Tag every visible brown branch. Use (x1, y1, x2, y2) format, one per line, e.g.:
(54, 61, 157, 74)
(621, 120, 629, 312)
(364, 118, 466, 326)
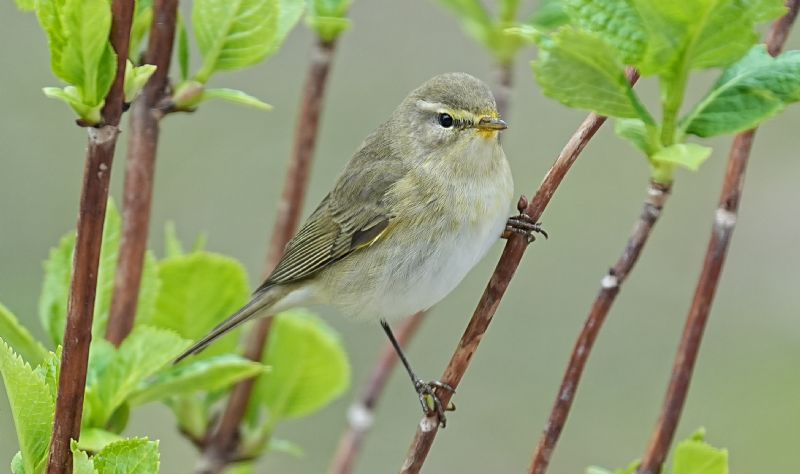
(325, 62, 515, 474)
(400, 69, 640, 474)
(195, 38, 338, 474)
(106, 0, 179, 346)
(327, 312, 426, 474)
(46, 1, 134, 472)
(637, 4, 798, 472)
(529, 180, 670, 474)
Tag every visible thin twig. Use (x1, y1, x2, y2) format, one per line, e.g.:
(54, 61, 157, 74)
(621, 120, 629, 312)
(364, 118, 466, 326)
(327, 312, 426, 474)
(46, 1, 135, 472)
(637, 4, 798, 472)
(195, 38, 338, 474)
(106, 0, 179, 346)
(529, 180, 670, 474)
(400, 69, 640, 474)
(326, 63, 515, 474)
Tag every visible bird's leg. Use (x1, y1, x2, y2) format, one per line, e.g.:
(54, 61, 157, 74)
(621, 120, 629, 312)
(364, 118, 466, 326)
(380, 319, 455, 427)
(503, 194, 548, 244)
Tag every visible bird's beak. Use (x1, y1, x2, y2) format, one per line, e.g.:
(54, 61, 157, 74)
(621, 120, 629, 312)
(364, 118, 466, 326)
(477, 116, 508, 131)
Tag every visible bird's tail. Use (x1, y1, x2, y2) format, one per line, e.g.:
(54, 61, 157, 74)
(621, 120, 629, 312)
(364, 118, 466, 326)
(174, 286, 287, 363)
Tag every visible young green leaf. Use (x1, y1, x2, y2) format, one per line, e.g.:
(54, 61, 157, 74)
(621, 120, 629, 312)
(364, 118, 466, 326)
(0, 339, 55, 474)
(71, 443, 99, 474)
(43, 86, 104, 124)
(177, 14, 191, 82)
(528, 0, 570, 32)
(200, 88, 273, 110)
(60, 0, 117, 109)
(150, 252, 249, 356)
(563, 0, 646, 65)
(272, 0, 305, 53)
(83, 326, 190, 427)
(92, 438, 160, 474)
(307, 0, 352, 42)
(38, 201, 160, 347)
(129, 0, 154, 59)
(192, 0, 280, 83)
(615, 118, 660, 157)
(671, 429, 728, 474)
(247, 310, 350, 424)
(76, 428, 124, 453)
(651, 143, 712, 171)
(533, 27, 650, 121)
(163, 222, 185, 258)
(128, 354, 266, 405)
(11, 451, 25, 474)
(0, 302, 48, 366)
(682, 46, 800, 138)
(123, 62, 157, 103)
(14, 0, 35, 11)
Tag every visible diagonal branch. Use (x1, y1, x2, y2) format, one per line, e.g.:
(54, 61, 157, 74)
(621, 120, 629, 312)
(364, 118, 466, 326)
(195, 37, 338, 474)
(529, 179, 669, 474)
(400, 69, 640, 474)
(327, 65, 515, 474)
(636, 4, 799, 473)
(106, 0, 179, 346)
(46, 1, 135, 472)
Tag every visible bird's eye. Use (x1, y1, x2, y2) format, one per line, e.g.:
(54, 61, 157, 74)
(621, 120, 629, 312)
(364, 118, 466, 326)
(437, 113, 454, 128)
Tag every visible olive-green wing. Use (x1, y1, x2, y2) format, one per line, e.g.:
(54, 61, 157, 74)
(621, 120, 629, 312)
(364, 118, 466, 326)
(258, 137, 408, 289)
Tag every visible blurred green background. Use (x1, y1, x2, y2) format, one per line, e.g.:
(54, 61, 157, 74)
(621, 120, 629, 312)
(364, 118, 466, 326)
(2, 1, 799, 472)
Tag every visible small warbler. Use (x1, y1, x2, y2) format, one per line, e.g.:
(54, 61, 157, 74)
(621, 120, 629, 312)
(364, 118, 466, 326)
(176, 73, 544, 422)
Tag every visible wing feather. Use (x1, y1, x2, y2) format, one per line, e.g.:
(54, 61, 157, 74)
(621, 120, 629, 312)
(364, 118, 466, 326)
(257, 132, 409, 290)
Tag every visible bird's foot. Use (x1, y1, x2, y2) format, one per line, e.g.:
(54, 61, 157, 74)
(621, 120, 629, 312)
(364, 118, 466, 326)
(502, 194, 548, 244)
(414, 379, 455, 428)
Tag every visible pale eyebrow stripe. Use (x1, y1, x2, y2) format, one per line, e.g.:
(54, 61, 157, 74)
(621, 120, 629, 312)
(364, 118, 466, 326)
(416, 100, 447, 112)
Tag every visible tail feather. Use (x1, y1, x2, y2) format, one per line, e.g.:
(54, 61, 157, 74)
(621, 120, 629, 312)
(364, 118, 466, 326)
(174, 288, 282, 363)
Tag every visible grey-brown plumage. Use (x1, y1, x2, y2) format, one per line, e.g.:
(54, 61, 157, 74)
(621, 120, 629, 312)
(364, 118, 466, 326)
(176, 72, 514, 363)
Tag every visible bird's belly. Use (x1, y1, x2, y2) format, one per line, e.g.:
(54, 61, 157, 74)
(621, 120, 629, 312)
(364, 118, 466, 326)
(323, 198, 509, 321)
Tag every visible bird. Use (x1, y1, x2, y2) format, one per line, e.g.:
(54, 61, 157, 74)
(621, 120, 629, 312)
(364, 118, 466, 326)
(175, 72, 544, 423)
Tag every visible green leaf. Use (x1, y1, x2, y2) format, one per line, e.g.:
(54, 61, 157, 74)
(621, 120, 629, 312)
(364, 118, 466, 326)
(682, 46, 800, 138)
(528, 0, 570, 32)
(84, 326, 190, 427)
(273, 0, 305, 52)
(38, 201, 160, 347)
(93, 438, 160, 474)
(201, 88, 273, 110)
(14, 0, 35, 11)
(177, 14, 191, 82)
(123, 61, 157, 103)
(129, 0, 154, 59)
(193, 0, 280, 82)
(71, 442, 99, 474)
(0, 339, 55, 474)
(36, 0, 69, 83)
(164, 222, 185, 258)
(60, 0, 117, 107)
(150, 252, 250, 356)
(43, 86, 104, 124)
(11, 451, 24, 474)
(248, 310, 350, 424)
(0, 302, 48, 366)
(615, 118, 659, 156)
(671, 429, 728, 474)
(76, 428, 123, 453)
(533, 27, 650, 120)
(563, 0, 647, 65)
(651, 143, 712, 171)
(129, 354, 266, 405)
(268, 438, 304, 457)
